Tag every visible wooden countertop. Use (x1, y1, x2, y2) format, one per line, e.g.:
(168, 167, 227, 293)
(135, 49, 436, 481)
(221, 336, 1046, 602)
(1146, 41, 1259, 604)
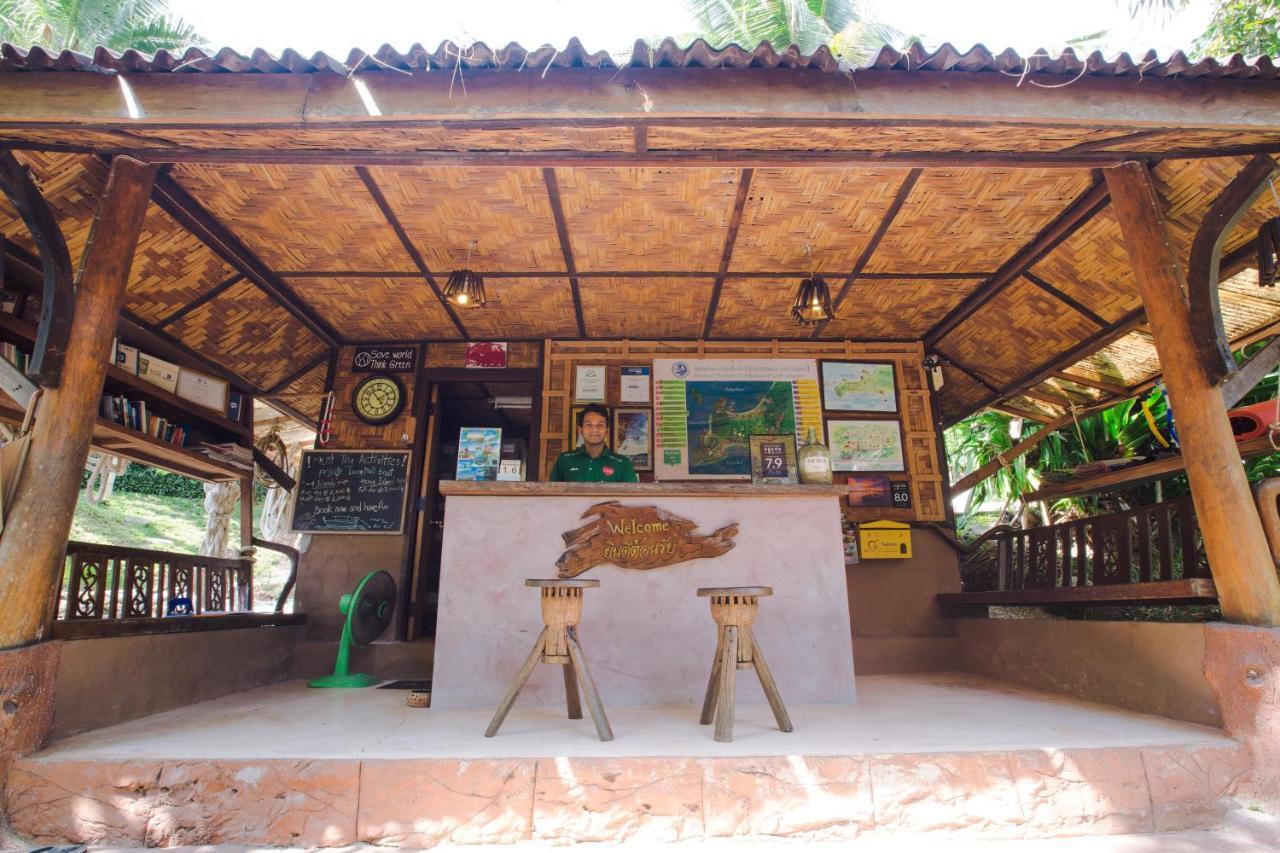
(438, 481, 849, 498)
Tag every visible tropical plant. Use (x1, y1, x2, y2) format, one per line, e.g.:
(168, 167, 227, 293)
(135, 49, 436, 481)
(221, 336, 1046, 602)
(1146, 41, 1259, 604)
(1195, 1, 1280, 57)
(0, 0, 199, 53)
(684, 0, 902, 63)
(944, 411, 1046, 530)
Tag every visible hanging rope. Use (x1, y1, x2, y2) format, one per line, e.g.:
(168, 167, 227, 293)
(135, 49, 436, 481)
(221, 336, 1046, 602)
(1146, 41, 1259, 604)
(83, 452, 129, 504)
(260, 443, 299, 543)
(200, 480, 239, 559)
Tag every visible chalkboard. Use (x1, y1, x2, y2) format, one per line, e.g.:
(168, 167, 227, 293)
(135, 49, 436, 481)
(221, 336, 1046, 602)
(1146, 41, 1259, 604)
(291, 450, 411, 533)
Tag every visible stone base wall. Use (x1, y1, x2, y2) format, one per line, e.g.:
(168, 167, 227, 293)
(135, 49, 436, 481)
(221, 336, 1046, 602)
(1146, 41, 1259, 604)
(52, 626, 302, 739)
(0, 642, 59, 824)
(957, 620, 1221, 727)
(1203, 623, 1280, 810)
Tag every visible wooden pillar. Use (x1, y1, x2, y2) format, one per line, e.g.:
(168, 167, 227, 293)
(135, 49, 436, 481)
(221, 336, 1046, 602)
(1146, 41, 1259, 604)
(1105, 161, 1280, 627)
(0, 156, 156, 649)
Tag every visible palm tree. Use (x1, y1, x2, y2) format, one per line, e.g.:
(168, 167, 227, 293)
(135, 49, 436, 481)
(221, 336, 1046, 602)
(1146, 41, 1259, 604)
(0, 0, 199, 54)
(685, 0, 902, 64)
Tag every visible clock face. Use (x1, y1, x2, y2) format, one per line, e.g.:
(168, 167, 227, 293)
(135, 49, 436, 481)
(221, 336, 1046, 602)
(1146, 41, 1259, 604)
(352, 374, 406, 426)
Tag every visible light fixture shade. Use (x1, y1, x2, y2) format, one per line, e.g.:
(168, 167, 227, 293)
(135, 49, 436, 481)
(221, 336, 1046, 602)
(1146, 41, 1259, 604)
(444, 268, 486, 307)
(791, 276, 834, 324)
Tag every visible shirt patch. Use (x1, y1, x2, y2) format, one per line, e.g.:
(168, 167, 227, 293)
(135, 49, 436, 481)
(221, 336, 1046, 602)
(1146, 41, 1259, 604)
(602, 466, 615, 477)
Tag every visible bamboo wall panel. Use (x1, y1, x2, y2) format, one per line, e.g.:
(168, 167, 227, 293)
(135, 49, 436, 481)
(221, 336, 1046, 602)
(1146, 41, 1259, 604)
(129, 206, 236, 323)
(820, 279, 981, 340)
(1152, 156, 1279, 268)
(555, 167, 741, 271)
(936, 277, 1102, 386)
(937, 366, 990, 423)
(171, 164, 414, 272)
(368, 166, 566, 272)
(646, 124, 1136, 153)
(1222, 268, 1280, 302)
(865, 168, 1094, 274)
(1066, 330, 1160, 389)
(710, 278, 809, 338)
(1004, 395, 1066, 421)
(538, 340, 945, 520)
(579, 277, 714, 338)
(0, 128, 167, 149)
(1220, 289, 1280, 340)
(327, 345, 414, 449)
(167, 278, 329, 390)
(452, 277, 579, 339)
(1102, 130, 1280, 153)
(424, 341, 540, 368)
(124, 125, 635, 152)
(1036, 376, 1108, 405)
(0, 151, 106, 271)
(272, 360, 328, 422)
(289, 276, 460, 340)
(730, 168, 904, 271)
(1029, 207, 1141, 324)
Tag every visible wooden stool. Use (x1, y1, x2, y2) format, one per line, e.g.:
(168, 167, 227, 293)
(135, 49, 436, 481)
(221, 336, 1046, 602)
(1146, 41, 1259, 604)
(697, 586, 793, 743)
(484, 579, 613, 741)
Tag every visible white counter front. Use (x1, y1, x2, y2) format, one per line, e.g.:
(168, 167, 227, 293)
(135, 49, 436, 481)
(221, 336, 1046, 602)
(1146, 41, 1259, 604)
(430, 483, 857, 710)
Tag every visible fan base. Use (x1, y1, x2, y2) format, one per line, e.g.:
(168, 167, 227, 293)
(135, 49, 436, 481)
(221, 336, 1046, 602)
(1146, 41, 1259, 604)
(308, 672, 381, 689)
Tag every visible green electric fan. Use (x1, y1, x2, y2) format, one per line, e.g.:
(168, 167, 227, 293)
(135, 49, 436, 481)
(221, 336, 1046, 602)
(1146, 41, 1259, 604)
(309, 570, 396, 688)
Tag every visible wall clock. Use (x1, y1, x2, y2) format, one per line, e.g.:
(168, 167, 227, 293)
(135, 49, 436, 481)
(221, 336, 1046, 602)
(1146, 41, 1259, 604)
(351, 373, 406, 426)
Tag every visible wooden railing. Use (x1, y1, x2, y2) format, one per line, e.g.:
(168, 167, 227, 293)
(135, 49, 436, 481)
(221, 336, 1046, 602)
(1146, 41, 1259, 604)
(961, 496, 1210, 593)
(57, 540, 253, 621)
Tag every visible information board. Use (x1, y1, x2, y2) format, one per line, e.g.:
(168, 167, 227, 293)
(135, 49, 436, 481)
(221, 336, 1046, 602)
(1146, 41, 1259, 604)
(291, 450, 411, 533)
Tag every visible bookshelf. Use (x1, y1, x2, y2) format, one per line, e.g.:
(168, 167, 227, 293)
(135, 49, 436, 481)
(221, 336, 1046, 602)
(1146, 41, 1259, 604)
(0, 311, 253, 483)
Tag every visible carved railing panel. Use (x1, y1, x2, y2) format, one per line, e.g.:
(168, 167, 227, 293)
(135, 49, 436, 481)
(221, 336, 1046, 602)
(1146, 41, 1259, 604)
(961, 497, 1204, 592)
(57, 541, 253, 622)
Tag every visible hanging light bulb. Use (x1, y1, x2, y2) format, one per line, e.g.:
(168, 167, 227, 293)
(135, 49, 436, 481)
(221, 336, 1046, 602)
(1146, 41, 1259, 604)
(791, 243, 834, 324)
(443, 240, 486, 308)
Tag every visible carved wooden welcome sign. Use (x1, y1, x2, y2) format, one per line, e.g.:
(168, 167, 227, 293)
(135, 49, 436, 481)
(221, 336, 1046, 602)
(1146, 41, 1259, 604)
(556, 501, 738, 577)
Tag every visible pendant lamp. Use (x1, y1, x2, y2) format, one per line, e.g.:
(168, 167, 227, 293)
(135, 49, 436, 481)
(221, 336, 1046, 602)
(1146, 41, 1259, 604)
(444, 240, 486, 307)
(792, 244, 834, 324)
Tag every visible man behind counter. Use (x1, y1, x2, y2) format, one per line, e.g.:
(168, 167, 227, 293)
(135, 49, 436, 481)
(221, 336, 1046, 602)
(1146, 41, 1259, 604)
(549, 403, 639, 482)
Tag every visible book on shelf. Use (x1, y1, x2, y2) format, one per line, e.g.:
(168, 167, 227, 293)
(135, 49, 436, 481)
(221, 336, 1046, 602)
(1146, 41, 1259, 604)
(191, 441, 253, 471)
(99, 393, 188, 447)
(1, 342, 30, 372)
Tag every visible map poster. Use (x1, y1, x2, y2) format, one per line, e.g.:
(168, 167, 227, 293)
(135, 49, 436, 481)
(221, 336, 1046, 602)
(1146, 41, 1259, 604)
(653, 359, 822, 480)
(821, 360, 897, 412)
(828, 419, 906, 472)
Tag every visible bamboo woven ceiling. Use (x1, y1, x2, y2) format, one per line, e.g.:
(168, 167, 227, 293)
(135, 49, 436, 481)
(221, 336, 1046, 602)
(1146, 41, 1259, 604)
(1, 39, 1279, 426)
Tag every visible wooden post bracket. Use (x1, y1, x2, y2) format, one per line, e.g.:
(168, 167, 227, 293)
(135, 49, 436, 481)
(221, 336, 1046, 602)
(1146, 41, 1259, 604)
(0, 150, 74, 388)
(1188, 154, 1279, 392)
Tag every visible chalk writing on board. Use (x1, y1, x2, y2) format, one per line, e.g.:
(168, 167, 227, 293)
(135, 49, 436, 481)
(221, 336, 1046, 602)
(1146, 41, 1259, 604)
(292, 450, 410, 533)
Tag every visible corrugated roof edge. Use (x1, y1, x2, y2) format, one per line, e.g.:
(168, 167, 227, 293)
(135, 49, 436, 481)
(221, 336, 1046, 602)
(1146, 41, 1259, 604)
(0, 36, 1276, 80)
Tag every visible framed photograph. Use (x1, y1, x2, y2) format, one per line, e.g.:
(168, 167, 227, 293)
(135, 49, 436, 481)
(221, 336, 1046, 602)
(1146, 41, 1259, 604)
(821, 361, 897, 412)
(827, 419, 906, 472)
(846, 475, 893, 507)
(749, 433, 799, 484)
(613, 408, 653, 471)
(569, 406, 586, 448)
(456, 427, 502, 481)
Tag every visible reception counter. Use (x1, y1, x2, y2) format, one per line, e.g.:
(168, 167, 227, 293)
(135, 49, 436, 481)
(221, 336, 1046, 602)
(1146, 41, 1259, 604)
(431, 481, 857, 710)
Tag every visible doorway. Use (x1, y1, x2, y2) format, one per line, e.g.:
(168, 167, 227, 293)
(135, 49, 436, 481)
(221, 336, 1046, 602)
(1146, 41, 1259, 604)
(403, 372, 538, 640)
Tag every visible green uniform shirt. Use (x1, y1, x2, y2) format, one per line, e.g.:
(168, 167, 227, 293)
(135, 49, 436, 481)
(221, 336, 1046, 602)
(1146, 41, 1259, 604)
(550, 446, 639, 482)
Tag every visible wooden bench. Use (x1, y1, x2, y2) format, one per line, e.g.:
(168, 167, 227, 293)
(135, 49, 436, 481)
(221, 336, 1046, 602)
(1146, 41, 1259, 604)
(937, 578, 1218, 618)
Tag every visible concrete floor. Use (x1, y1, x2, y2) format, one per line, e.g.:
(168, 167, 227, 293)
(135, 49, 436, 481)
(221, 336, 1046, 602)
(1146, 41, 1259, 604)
(37, 671, 1232, 761)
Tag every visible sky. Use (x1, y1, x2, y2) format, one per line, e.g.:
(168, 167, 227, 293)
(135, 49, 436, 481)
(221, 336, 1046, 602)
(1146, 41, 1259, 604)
(165, 0, 1219, 61)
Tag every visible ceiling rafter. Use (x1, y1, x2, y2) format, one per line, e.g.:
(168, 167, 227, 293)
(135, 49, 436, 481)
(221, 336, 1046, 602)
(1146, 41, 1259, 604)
(702, 168, 753, 339)
(265, 351, 330, 395)
(353, 165, 468, 340)
(155, 271, 243, 328)
(279, 269, 998, 280)
(1021, 270, 1109, 327)
(812, 168, 923, 339)
(542, 167, 587, 338)
(924, 178, 1112, 349)
(149, 171, 343, 348)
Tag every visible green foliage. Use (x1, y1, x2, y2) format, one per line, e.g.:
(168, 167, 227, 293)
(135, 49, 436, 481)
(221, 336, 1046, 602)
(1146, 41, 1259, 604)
(0, 0, 200, 53)
(1195, 0, 1280, 57)
(111, 463, 205, 499)
(684, 0, 902, 62)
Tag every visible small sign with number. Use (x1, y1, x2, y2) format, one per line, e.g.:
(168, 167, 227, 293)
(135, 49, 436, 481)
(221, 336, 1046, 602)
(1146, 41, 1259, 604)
(892, 481, 912, 509)
(750, 433, 798, 484)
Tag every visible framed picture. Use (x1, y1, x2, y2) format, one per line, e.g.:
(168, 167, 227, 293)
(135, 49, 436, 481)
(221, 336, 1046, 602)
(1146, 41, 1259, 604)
(569, 406, 586, 448)
(749, 433, 799, 484)
(821, 360, 897, 413)
(827, 419, 906, 472)
(574, 364, 606, 402)
(846, 474, 893, 507)
(613, 408, 653, 471)
(456, 427, 502, 481)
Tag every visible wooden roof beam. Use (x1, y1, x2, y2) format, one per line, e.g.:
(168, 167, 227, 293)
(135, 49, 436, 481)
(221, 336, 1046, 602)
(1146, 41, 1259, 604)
(354, 165, 468, 339)
(5, 69, 1280, 131)
(150, 172, 343, 349)
(702, 168, 753, 339)
(542, 168, 587, 338)
(925, 178, 1111, 348)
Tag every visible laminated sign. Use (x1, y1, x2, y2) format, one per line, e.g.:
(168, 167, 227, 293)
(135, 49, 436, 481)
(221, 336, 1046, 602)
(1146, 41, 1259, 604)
(858, 520, 912, 559)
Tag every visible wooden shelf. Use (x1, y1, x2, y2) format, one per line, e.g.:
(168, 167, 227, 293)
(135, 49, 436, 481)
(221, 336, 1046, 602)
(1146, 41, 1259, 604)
(102, 364, 250, 440)
(1024, 434, 1278, 502)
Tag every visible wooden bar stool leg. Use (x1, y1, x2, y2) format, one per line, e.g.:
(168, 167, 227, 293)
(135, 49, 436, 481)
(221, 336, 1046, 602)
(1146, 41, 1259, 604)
(566, 625, 613, 742)
(750, 632, 793, 733)
(714, 625, 738, 743)
(699, 627, 725, 726)
(485, 627, 549, 738)
(562, 662, 583, 720)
